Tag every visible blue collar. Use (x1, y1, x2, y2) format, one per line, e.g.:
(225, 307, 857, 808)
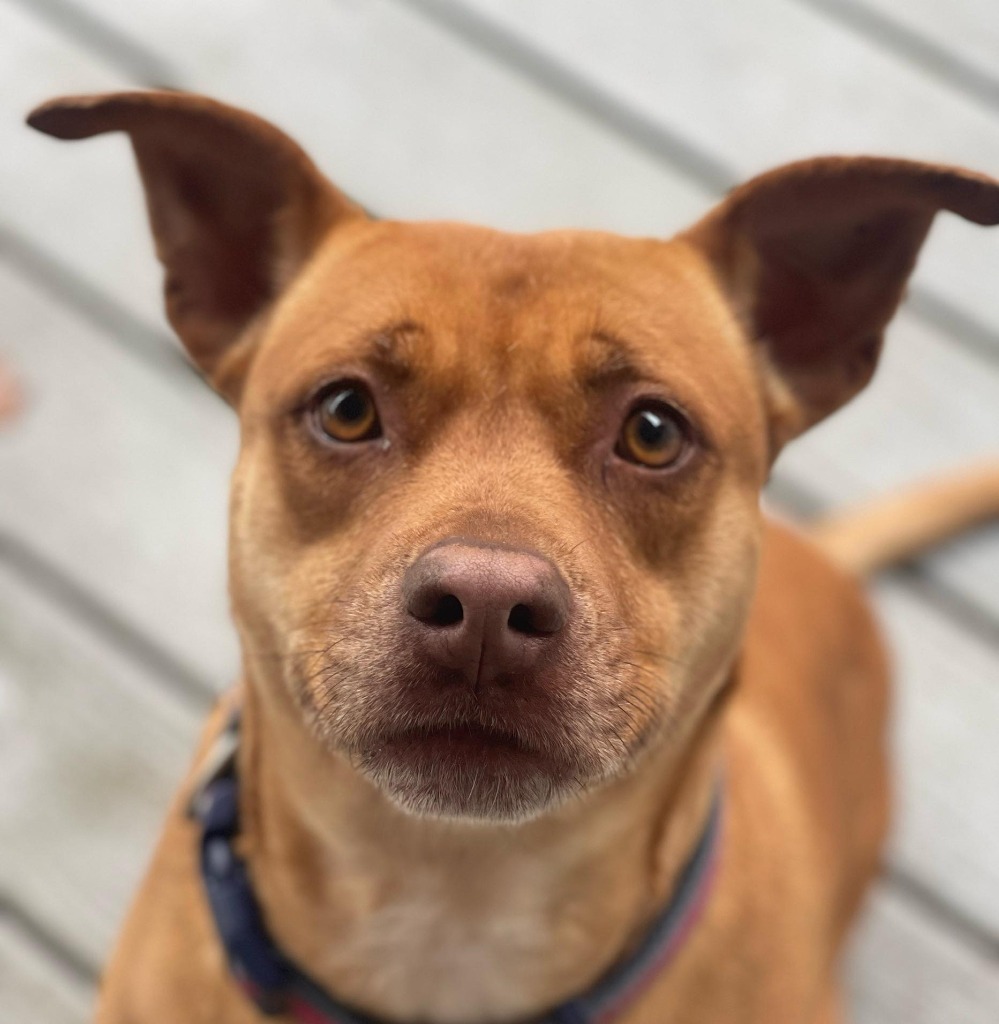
(189, 714, 722, 1023)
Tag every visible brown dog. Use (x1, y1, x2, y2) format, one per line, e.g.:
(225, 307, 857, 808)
(29, 91, 999, 1024)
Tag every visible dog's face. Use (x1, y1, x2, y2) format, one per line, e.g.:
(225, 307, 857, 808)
(30, 91, 999, 821)
(229, 222, 768, 819)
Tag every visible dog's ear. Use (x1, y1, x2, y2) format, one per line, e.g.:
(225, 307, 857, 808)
(683, 157, 999, 450)
(28, 91, 364, 401)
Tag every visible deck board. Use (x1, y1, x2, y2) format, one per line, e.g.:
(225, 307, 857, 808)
(0, 261, 238, 685)
(0, 918, 92, 1024)
(804, 0, 999, 115)
(849, 884, 999, 1023)
(0, 556, 202, 965)
(0, 0, 164, 330)
(874, 580, 999, 933)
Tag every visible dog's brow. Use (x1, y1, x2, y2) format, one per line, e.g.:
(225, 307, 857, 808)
(365, 323, 424, 381)
(579, 331, 648, 389)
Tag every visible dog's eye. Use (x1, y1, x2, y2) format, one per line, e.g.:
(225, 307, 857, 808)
(312, 383, 381, 443)
(616, 402, 689, 469)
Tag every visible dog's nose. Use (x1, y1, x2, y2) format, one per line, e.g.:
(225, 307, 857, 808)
(403, 541, 571, 687)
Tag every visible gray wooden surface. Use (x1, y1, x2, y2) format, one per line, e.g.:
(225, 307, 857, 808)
(0, 1, 997, 1020)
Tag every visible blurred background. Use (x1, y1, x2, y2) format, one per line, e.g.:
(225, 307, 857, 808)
(0, 0, 997, 1019)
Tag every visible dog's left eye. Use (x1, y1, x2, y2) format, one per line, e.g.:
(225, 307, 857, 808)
(616, 402, 689, 469)
(311, 383, 381, 443)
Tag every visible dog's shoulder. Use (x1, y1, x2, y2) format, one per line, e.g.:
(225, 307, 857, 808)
(752, 518, 882, 650)
(741, 517, 889, 749)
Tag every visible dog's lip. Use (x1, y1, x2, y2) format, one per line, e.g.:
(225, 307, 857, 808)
(375, 721, 548, 765)
(385, 721, 529, 751)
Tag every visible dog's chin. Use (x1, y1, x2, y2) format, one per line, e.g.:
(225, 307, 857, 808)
(352, 725, 595, 823)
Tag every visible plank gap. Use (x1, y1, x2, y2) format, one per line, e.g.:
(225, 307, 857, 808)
(907, 287, 999, 371)
(0, 220, 200, 387)
(0, 889, 99, 990)
(884, 864, 999, 964)
(392, 0, 736, 193)
(6, 0, 183, 90)
(0, 529, 216, 712)
(885, 563, 999, 658)
(793, 0, 999, 119)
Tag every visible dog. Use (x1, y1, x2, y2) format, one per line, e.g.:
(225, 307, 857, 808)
(28, 90, 999, 1024)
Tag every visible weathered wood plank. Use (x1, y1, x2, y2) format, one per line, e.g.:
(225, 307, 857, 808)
(0, 0, 164, 328)
(849, 883, 999, 1023)
(873, 579, 999, 935)
(0, 918, 92, 1024)
(0, 260, 238, 685)
(0, 557, 203, 964)
(820, 0, 999, 114)
(453, 0, 999, 350)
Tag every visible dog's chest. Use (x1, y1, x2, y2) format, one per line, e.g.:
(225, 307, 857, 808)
(322, 865, 580, 1023)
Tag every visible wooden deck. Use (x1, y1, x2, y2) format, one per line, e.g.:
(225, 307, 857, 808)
(0, 0, 997, 1019)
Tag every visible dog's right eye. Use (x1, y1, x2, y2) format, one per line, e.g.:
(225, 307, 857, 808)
(616, 401, 690, 469)
(311, 383, 382, 443)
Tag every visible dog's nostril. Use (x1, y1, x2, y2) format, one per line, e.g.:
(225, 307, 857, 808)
(508, 603, 538, 635)
(427, 593, 464, 627)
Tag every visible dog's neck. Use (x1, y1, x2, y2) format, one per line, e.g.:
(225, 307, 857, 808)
(236, 669, 727, 1024)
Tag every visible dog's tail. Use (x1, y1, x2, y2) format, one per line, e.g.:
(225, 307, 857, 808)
(810, 461, 999, 575)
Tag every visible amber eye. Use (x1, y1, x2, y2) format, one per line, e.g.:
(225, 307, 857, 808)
(313, 383, 381, 443)
(616, 402, 689, 468)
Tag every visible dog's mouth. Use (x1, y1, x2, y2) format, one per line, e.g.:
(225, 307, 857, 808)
(353, 715, 591, 822)
(380, 721, 540, 767)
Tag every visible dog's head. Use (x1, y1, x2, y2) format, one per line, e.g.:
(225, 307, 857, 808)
(30, 92, 999, 822)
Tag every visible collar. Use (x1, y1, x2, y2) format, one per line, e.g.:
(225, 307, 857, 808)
(189, 713, 723, 1024)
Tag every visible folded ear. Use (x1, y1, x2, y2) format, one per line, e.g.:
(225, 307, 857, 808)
(28, 91, 364, 400)
(683, 156, 999, 450)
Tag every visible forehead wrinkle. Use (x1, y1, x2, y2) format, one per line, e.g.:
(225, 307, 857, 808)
(274, 319, 428, 401)
(578, 330, 653, 391)
(363, 321, 426, 383)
